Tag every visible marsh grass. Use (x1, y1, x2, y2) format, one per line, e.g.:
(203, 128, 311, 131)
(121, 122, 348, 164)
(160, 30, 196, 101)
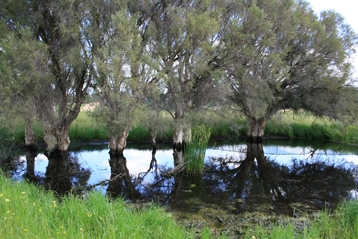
(0, 174, 205, 239)
(184, 126, 211, 175)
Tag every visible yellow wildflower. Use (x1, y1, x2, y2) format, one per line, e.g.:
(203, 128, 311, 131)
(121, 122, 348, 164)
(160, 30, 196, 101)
(5, 199, 10, 202)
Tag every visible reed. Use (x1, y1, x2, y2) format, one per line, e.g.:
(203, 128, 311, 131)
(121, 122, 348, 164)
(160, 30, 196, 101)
(184, 125, 211, 175)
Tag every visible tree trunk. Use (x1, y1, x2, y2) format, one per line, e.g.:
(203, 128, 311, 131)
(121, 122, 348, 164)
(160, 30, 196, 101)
(149, 128, 157, 152)
(173, 123, 184, 151)
(24, 118, 36, 149)
(246, 117, 267, 142)
(44, 125, 71, 152)
(108, 129, 129, 155)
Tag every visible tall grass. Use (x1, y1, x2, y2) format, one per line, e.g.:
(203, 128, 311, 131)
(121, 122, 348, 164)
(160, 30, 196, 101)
(0, 173, 205, 239)
(184, 126, 211, 175)
(69, 112, 107, 142)
(265, 111, 358, 144)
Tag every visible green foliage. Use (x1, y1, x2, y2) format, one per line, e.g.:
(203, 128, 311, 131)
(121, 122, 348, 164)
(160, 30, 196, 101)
(184, 125, 211, 175)
(224, 0, 358, 137)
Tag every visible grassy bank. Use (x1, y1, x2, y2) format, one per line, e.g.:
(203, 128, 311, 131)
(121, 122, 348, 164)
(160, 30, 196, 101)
(1, 173, 358, 238)
(0, 174, 210, 239)
(2, 110, 358, 147)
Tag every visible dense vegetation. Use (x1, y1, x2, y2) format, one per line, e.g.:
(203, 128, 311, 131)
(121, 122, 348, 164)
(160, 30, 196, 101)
(1, 0, 358, 237)
(0, 0, 357, 153)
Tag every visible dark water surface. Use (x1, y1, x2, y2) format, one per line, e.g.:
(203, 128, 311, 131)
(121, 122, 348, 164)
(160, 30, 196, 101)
(10, 139, 358, 216)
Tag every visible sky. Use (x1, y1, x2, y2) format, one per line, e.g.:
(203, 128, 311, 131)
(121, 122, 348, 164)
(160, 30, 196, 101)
(308, 0, 358, 77)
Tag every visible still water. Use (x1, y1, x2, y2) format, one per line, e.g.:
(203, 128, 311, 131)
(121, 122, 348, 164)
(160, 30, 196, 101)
(10, 139, 358, 215)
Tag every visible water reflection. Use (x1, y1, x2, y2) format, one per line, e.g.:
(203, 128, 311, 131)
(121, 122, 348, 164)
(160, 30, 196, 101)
(107, 151, 140, 200)
(202, 143, 356, 215)
(35, 150, 92, 197)
(8, 140, 358, 215)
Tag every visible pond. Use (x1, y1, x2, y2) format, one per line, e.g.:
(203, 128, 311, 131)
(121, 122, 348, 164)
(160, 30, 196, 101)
(9, 139, 358, 219)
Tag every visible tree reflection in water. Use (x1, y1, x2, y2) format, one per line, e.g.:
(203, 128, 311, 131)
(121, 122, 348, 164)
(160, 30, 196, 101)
(107, 152, 140, 200)
(10, 142, 358, 216)
(202, 143, 356, 215)
(44, 150, 91, 197)
(135, 142, 357, 216)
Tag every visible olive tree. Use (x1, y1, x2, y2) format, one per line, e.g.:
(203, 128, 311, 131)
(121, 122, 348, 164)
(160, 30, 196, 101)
(221, 0, 358, 141)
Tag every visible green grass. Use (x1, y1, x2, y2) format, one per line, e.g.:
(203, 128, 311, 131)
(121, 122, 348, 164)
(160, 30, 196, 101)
(0, 174, 206, 239)
(69, 111, 108, 141)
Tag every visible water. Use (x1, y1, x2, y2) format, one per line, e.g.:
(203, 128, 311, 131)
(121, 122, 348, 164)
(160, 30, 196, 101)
(9, 139, 358, 215)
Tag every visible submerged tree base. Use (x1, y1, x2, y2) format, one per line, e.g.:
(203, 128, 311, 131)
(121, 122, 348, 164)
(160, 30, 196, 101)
(245, 135, 264, 143)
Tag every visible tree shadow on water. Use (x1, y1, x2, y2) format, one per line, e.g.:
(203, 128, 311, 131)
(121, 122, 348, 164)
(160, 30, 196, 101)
(202, 142, 357, 215)
(44, 150, 91, 198)
(107, 151, 141, 201)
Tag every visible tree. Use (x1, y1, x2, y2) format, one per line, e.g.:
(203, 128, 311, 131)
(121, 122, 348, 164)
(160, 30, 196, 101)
(0, 28, 49, 148)
(142, 0, 228, 152)
(0, 0, 94, 152)
(221, 0, 358, 141)
(91, 0, 145, 156)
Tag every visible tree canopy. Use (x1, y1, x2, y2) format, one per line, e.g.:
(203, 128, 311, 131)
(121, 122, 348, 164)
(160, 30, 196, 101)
(0, 0, 357, 150)
(220, 0, 358, 140)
